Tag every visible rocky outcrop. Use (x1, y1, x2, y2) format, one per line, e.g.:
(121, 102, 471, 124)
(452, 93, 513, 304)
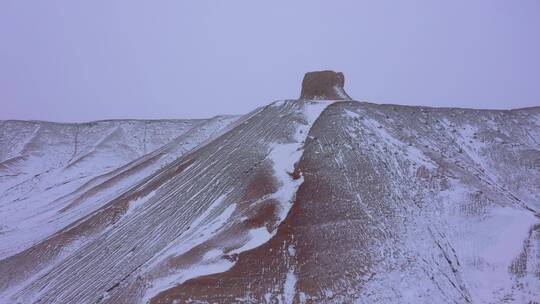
(300, 70, 352, 100)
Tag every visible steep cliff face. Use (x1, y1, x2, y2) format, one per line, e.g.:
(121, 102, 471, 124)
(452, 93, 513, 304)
(0, 72, 539, 303)
(300, 70, 351, 100)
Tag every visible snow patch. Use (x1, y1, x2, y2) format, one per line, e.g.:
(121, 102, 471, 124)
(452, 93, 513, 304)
(343, 109, 361, 119)
(267, 142, 305, 221)
(125, 190, 156, 217)
(333, 85, 350, 99)
(229, 227, 273, 255)
(268, 101, 332, 221)
(283, 270, 297, 304)
(143, 258, 234, 303)
(361, 115, 437, 169)
(459, 207, 538, 303)
(287, 244, 296, 256)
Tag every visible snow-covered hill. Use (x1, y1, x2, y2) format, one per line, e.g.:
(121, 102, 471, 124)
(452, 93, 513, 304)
(0, 117, 239, 259)
(0, 71, 538, 303)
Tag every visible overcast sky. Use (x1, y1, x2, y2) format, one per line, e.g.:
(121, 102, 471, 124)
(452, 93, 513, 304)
(1, 1, 539, 122)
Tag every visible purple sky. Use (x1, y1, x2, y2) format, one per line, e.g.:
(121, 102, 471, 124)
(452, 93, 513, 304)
(1, 1, 539, 122)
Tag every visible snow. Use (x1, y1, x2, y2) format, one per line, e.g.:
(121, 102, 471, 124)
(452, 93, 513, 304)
(141, 194, 236, 303)
(283, 270, 297, 304)
(344, 109, 361, 119)
(3, 100, 538, 303)
(0, 117, 239, 260)
(352, 111, 437, 170)
(0, 235, 89, 303)
(334, 85, 350, 99)
(269, 101, 331, 219)
(143, 259, 234, 304)
(457, 206, 538, 303)
(229, 227, 272, 255)
(271, 100, 286, 107)
(394, 176, 540, 304)
(124, 190, 156, 216)
(287, 244, 296, 256)
(298, 292, 307, 303)
(267, 142, 305, 221)
(143, 101, 332, 302)
(264, 292, 272, 303)
(147, 194, 235, 266)
(303, 101, 333, 124)
(216, 101, 333, 267)
(237, 101, 329, 303)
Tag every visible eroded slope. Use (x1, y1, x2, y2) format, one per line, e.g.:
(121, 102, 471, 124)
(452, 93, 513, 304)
(0, 117, 238, 258)
(0, 100, 332, 303)
(0, 99, 538, 304)
(151, 102, 540, 303)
